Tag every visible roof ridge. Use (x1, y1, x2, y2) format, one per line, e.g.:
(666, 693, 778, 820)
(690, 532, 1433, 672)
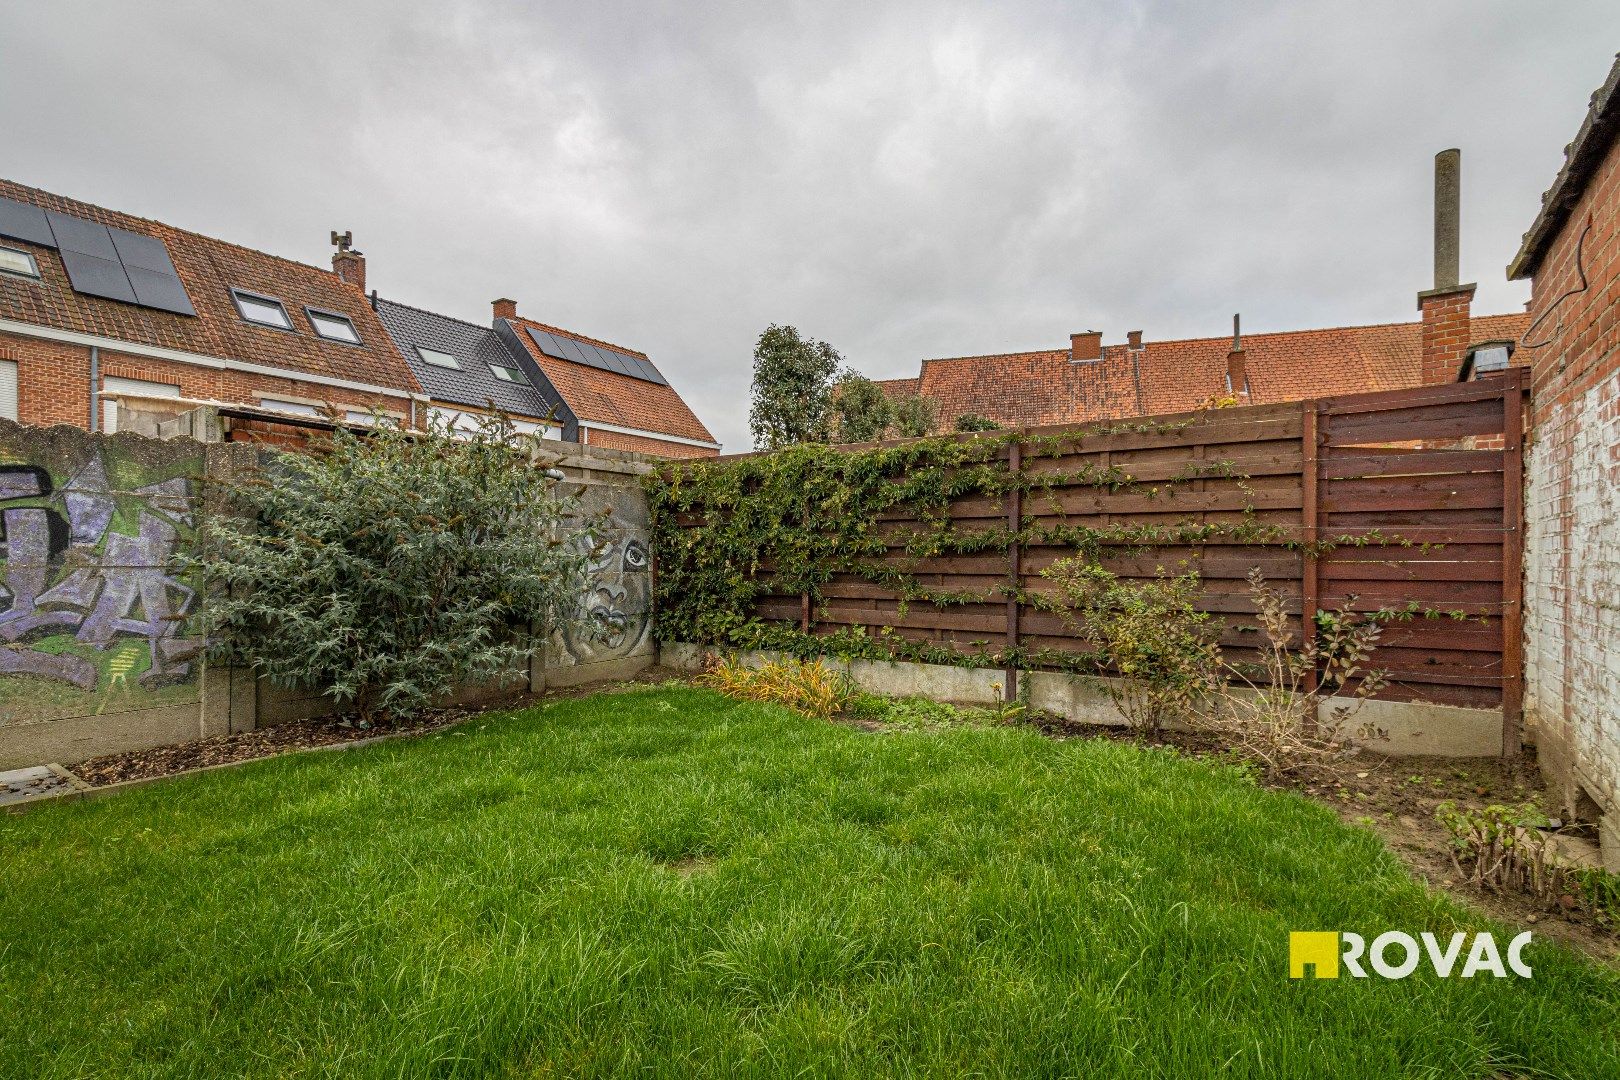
(0, 176, 347, 282)
(917, 311, 1529, 365)
(375, 294, 500, 335)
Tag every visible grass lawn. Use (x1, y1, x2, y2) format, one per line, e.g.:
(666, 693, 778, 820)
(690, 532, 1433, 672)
(2, 686, 1616, 1078)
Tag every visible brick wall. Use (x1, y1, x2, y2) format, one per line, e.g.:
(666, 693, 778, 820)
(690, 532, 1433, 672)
(1522, 127, 1620, 867)
(0, 330, 412, 432)
(583, 427, 718, 459)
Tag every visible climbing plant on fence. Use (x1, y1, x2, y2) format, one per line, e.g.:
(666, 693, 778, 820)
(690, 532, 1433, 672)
(648, 377, 1526, 714)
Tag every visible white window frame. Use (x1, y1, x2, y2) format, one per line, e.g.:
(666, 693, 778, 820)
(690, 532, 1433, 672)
(417, 346, 461, 370)
(0, 246, 40, 280)
(305, 307, 362, 344)
(0, 358, 17, 421)
(230, 289, 294, 330)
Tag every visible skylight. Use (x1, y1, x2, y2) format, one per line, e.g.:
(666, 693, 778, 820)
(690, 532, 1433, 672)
(231, 289, 292, 330)
(489, 364, 527, 384)
(418, 346, 461, 369)
(307, 307, 361, 344)
(0, 246, 39, 279)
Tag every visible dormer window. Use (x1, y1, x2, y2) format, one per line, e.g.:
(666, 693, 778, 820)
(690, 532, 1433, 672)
(231, 289, 292, 330)
(306, 307, 361, 344)
(0, 246, 40, 279)
(417, 346, 461, 369)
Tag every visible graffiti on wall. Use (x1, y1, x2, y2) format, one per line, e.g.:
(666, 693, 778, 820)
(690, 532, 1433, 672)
(0, 446, 204, 717)
(557, 509, 652, 666)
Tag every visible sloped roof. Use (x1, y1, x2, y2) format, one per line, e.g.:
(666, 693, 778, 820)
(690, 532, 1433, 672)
(1508, 53, 1620, 280)
(374, 297, 565, 423)
(502, 315, 717, 445)
(0, 178, 421, 395)
(874, 377, 920, 398)
(915, 314, 1531, 429)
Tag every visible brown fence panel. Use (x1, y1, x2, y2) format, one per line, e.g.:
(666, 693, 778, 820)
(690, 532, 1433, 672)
(678, 378, 1525, 741)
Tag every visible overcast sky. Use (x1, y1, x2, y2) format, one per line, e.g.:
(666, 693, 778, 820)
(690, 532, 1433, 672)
(3, 2, 1615, 449)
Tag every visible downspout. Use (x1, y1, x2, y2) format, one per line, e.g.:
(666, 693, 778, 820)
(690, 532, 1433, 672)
(88, 346, 100, 431)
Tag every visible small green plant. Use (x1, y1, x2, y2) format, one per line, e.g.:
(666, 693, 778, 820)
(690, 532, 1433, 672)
(1436, 801, 1570, 902)
(697, 653, 855, 719)
(953, 413, 1001, 432)
(1036, 559, 1221, 737)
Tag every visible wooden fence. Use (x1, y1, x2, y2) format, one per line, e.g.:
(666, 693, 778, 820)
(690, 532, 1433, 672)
(684, 374, 1525, 740)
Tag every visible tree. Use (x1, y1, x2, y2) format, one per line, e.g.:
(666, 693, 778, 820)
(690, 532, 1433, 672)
(182, 414, 592, 724)
(749, 324, 841, 449)
(890, 393, 938, 438)
(954, 413, 1000, 432)
(831, 372, 894, 443)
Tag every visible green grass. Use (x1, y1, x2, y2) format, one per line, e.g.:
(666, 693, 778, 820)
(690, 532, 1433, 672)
(1, 686, 1615, 1078)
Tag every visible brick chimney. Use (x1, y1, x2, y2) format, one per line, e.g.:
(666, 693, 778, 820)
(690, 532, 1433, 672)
(1417, 149, 1474, 384)
(1226, 314, 1249, 399)
(1070, 330, 1102, 363)
(492, 297, 518, 321)
(330, 230, 365, 293)
(1126, 329, 1143, 351)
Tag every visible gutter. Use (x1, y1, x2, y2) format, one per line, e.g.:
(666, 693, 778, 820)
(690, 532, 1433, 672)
(577, 419, 721, 450)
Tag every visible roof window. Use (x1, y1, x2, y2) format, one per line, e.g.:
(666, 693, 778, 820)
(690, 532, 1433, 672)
(306, 307, 361, 344)
(0, 245, 40, 279)
(417, 346, 461, 369)
(231, 289, 293, 330)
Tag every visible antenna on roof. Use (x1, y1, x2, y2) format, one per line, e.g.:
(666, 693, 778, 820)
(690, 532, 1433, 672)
(331, 230, 354, 252)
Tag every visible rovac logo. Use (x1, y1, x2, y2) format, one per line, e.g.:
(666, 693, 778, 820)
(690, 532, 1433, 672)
(1289, 931, 1534, 979)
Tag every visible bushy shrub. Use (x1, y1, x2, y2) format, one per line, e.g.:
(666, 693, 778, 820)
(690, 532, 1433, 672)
(183, 414, 592, 723)
(1036, 559, 1221, 736)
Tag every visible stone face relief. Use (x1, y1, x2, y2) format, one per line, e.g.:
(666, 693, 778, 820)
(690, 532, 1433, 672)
(0, 448, 204, 700)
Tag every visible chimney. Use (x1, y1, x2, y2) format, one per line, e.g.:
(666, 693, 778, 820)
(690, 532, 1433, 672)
(1070, 330, 1102, 362)
(492, 297, 518, 321)
(1226, 314, 1249, 400)
(1417, 149, 1475, 385)
(330, 230, 365, 293)
(1126, 330, 1143, 351)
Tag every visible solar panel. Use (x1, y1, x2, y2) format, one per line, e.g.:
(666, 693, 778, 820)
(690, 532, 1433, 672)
(59, 250, 137, 304)
(526, 324, 668, 384)
(526, 327, 568, 359)
(109, 227, 179, 274)
(591, 343, 637, 377)
(45, 211, 119, 258)
(124, 265, 196, 316)
(0, 197, 56, 248)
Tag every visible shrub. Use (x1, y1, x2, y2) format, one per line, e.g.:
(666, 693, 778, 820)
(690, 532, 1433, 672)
(1211, 569, 1388, 771)
(182, 414, 592, 724)
(953, 413, 1000, 432)
(1037, 559, 1221, 737)
(698, 654, 855, 719)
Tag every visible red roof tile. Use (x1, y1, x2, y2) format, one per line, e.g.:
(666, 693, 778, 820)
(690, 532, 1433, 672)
(503, 315, 716, 445)
(0, 179, 421, 395)
(914, 314, 1531, 428)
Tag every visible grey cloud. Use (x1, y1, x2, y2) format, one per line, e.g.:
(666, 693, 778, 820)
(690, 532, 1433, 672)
(3, 1, 1616, 449)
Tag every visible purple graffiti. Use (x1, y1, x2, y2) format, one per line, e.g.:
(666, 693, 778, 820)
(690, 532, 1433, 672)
(0, 452, 203, 690)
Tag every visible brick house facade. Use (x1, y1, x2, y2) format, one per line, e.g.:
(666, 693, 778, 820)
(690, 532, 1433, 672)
(0, 179, 718, 457)
(1508, 53, 1620, 870)
(0, 180, 424, 441)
